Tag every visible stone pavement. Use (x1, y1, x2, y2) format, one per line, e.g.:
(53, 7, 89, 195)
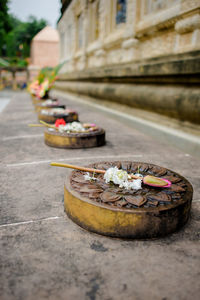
(0, 91, 199, 300)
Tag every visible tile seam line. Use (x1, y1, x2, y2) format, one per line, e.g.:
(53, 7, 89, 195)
(54, 90, 200, 144)
(1, 134, 43, 141)
(0, 216, 62, 228)
(5, 154, 143, 167)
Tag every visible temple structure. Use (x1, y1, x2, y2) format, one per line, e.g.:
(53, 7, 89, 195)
(31, 26, 59, 68)
(29, 26, 59, 79)
(56, 0, 200, 124)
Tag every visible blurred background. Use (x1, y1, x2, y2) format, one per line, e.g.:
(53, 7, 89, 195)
(0, 0, 200, 128)
(0, 0, 60, 89)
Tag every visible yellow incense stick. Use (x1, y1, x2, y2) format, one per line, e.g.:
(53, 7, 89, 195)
(50, 162, 139, 178)
(51, 162, 105, 174)
(28, 120, 56, 130)
(28, 124, 44, 127)
(39, 120, 56, 129)
(50, 162, 170, 187)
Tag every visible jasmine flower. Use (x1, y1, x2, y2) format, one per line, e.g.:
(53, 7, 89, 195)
(104, 167, 142, 190)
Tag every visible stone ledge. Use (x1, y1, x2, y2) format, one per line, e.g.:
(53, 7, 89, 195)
(54, 81, 200, 124)
(56, 51, 200, 125)
(58, 51, 200, 81)
(175, 14, 200, 34)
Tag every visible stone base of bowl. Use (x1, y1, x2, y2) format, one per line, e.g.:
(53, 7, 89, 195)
(44, 128, 105, 149)
(31, 95, 46, 104)
(64, 161, 193, 239)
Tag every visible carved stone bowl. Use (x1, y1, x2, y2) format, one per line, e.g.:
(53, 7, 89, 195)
(45, 127, 105, 149)
(64, 161, 193, 239)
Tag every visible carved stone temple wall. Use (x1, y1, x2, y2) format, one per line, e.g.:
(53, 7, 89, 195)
(56, 0, 200, 124)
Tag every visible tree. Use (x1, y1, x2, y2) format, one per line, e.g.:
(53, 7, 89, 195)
(0, 0, 48, 58)
(0, 0, 12, 55)
(6, 15, 48, 58)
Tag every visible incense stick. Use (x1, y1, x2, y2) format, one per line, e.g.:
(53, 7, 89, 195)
(51, 162, 139, 178)
(39, 120, 56, 129)
(50, 162, 171, 187)
(28, 124, 44, 127)
(51, 162, 105, 174)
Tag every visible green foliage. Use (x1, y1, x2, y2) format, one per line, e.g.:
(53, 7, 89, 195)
(37, 62, 66, 84)
(8, 57, 28, 67)
(5, 15, 47, 58)
(29, 62, 66, 98)
(0, 0, 12, 55)
(0, 56, 28, 68)
(0, 0, 48, 58)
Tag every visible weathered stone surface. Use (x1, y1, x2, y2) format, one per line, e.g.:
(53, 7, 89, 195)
(55, 50, 200, 126)
(100, 191, 122, 203)
(59, 1, 200, 69)
(55, 80, 200, 124)
(125, 195, 147, 206)
(58, 51, 200, 80)
(57, 0, 200, 125)
(0, 91, 200, 300)
(70, 161, 190, 210)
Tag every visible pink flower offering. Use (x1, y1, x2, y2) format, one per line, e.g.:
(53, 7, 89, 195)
(143, 175, 172, 188)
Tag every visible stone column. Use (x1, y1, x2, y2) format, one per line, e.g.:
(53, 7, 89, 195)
(26, 68, 30, 84)
(174, 14, 200, 53)
(0, 70, 3, 90)
(121, 0, 139, 62)
(80, 0, 88, 70)
(12, 70, 17, 90)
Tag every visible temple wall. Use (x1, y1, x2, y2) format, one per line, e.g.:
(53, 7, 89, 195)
(58, 0, 200, 72)
(56, 0, 200, 124)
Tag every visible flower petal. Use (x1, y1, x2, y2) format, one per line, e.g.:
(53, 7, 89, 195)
(143, 175, 171, 187)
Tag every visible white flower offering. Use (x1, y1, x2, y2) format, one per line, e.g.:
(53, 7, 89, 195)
(58, 122, 86, 133)
(41, 108, 65, 115)
(50, 163, 172, 189)
(84, 172, 97, 181)
(104, 167, 142, 190)
(51, 108, 66, 115)
(41, 109, 49, 115)
(41, 99, 56, 106)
